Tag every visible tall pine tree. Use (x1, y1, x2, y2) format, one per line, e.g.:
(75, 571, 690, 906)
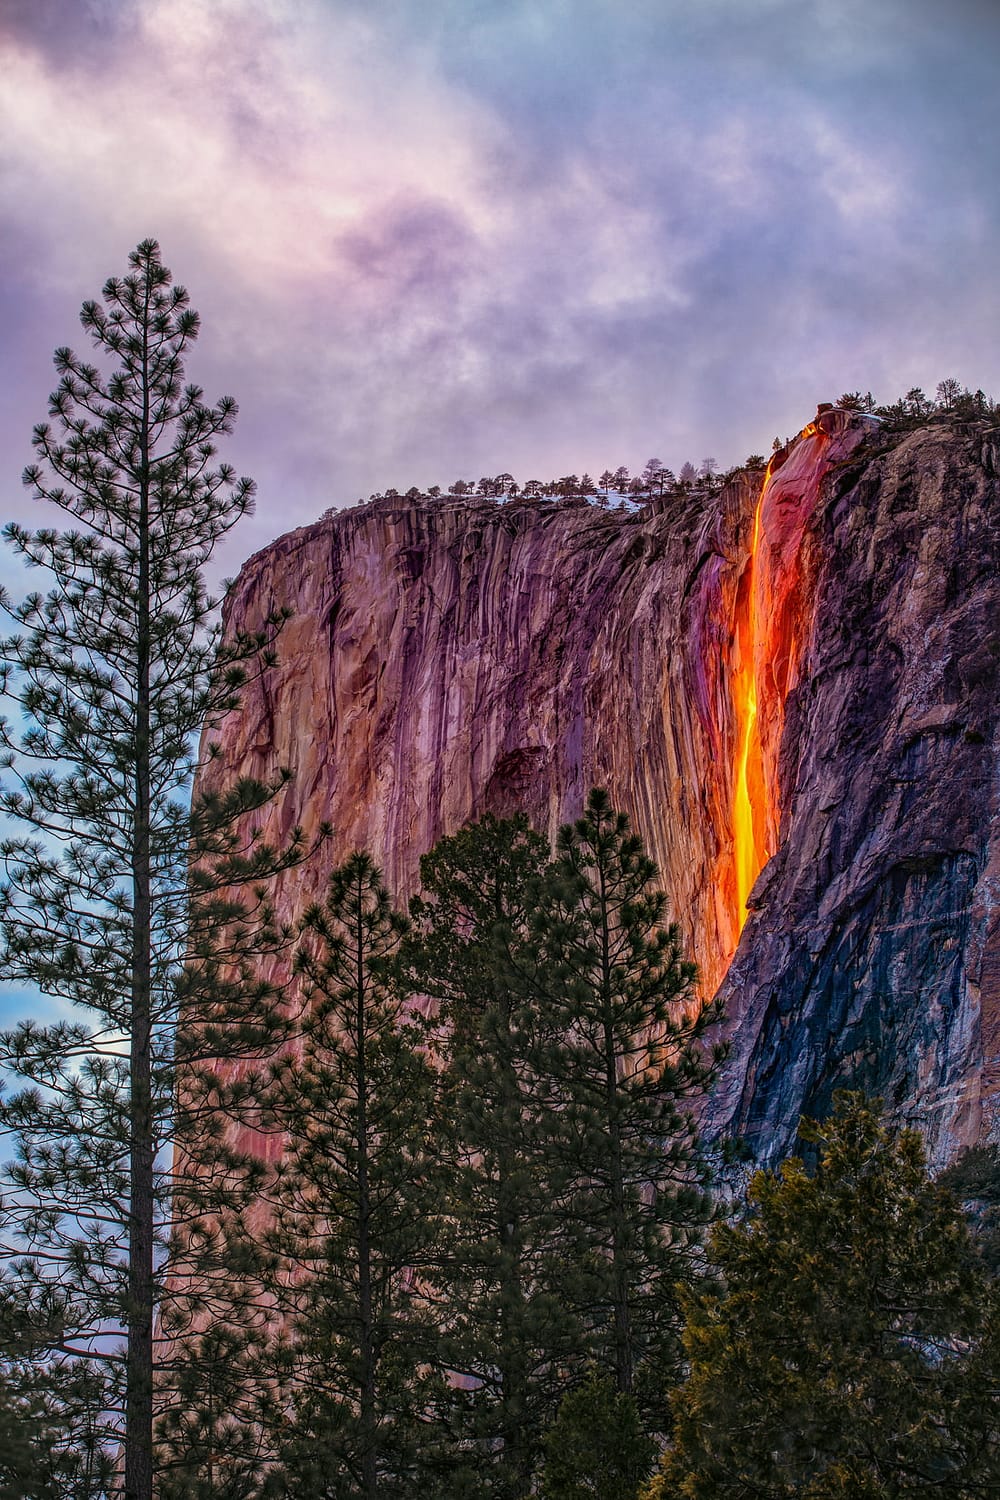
(401, 815, 581, 1497)
(259, 853, 446, 1500)
(522, 789, 723, 1419)
(0, 240, 307, 1500)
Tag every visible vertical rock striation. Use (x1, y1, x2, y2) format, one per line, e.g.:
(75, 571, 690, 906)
(209, 473, 761, 1002)
(712, 417, 1000, 1164)
(205, 410, 999, 1163)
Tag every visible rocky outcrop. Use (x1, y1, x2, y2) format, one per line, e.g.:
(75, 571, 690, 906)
(712, 418, 1000, 1165)
(205, 410, 999, 1165)
(209, 468, 766, 1001)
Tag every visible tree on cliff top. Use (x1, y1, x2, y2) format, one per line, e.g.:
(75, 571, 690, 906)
(646, 1093, 1000, 1498)
(0, 240, 310, 1500)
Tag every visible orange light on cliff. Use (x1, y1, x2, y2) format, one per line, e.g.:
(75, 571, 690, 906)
(732, 479, 770, 931)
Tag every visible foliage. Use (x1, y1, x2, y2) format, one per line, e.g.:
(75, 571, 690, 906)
(0, 1286, 116, 1500)
(0, 1315, 60, 1500)
(0, 1361, 115, 1500)
(358, 377, 997, 510)
(939, 1142, 1000, 1276)
(868, 379, 996, 433)
(539, 1370, 655, 1500)
(154, 1318, 281, 1500)
(647, 1093, 1000, 1498)
(522, 790, 723, 1419)
(0, 239, 310, 1499)
(400, 814, 580, 1498)
(258, 853, 446, 1500)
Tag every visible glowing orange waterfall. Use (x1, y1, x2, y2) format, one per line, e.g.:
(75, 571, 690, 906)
(728, 418, 836, 940)
(731, 481, 769, 932)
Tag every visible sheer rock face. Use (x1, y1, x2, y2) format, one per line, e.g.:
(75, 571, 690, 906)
(207, 411, 1000, 1165)
(713, 418, 1000, 1165)
(211, 472, 765, 1004)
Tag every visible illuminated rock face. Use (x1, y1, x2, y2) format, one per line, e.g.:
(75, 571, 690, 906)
(210, 470, 766, 1004)
(712, 417, 1000, 1164)
(207, 410, 999, 1164)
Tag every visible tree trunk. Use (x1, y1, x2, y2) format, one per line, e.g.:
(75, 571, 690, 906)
(125, 297, 154, 1500)
(355, 877, 377, 1500)
(599, 864, 631, 1395)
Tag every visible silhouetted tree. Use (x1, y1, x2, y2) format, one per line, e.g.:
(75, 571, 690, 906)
(0, 240, 307, 1500)
(401, 816, 580, 1499)
(262, 854, 446, 1500)
(641, 458, 664, 492)
(522, 791, 723, 1418)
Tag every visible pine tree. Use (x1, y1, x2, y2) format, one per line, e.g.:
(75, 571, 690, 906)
(0, 1322, 115, 1500)
(400, 814, 582, 1497)
(260, 853, 446, 1500)
(648, 1093, 1000, 1497)
(154, 1309, 280, 1500)
(539, 1370, 655, 1500)
(0, 240, 308, 1500)
(522, 790, 723, 1419)
(939, 1142, 1000, 1275)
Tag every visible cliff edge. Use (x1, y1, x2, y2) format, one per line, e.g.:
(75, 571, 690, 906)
(205, 409, 1000, 1163)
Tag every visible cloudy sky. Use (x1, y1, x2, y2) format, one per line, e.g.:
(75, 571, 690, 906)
(1, 0, 998, 574)
(0, 0, 997, 1031)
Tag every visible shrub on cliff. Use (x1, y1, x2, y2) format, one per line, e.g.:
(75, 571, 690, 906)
(645, 1093, 1000, 1498)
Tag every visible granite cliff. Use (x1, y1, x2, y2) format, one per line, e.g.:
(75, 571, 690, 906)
(205, 409, 999, 1164)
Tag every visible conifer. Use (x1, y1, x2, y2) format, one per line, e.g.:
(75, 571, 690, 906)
(522, 789, 723, 1418)
(539, 1370, 655, 1500)
(260, 853, 445, 1499)
(0, 240, 309, 1500)
(649, 1094, 1000, 1497)
(400, 814, 580, 1498)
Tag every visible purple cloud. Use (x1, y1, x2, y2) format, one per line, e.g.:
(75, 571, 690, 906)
(0, 0, 997, 582)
